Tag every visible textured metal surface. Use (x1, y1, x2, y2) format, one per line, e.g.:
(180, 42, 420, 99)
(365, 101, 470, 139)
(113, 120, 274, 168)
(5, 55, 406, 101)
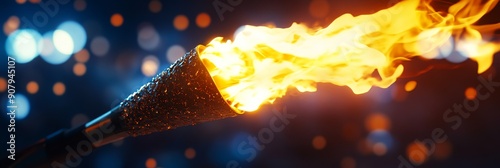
(119, 48, 238, 136)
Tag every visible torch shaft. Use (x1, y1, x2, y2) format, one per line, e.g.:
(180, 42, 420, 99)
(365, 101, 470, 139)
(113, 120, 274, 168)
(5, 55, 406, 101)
(2, 107, 129, 168)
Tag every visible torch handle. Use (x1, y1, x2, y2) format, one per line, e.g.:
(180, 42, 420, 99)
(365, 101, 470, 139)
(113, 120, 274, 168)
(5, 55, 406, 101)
(1, 125, 88, 168)
(2, 106, 130, 168)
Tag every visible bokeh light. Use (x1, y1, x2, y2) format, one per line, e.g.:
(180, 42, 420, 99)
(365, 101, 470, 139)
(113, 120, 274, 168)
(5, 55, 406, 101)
(74, 49, 90, 63)
(173, 15, 189, 31)
(39, 35, 55, 56)
(73, 63, 87, 76)
(357, 139, 372, 155)
(373, 142, 387, 156)
(367, 130, 394, 154)
(137, 24, 160, 50)
(366, 87, 393, 103)
(195, 13, 211, 28)
(312, 135, 327, 150)
(391, 84, 409, 101)
(365, 113, 390, 131)
(74, 0, 87, 11)
(0, 78, 6, 92)
(53, 30, 75, 55)
(420, 47, 439, 59)
(233, 25, 247, 38)
(39, 31, 72, 65)
(309, 0, 330, 18)
(16, 0, 27, 4)
(29, 0, 40, 3)
(406, 142, 429, 165)
(5, 29, 42, 63)
(437, 37, 454, 59)
(166, 45, 186, 63)
(57, 21, 87, 53)
(141, 55, 160, 77)
(16, 94, 31, 119)
(26, 81, 39, 94)
(404, 80, 418, 92)
(149, 0, 162, 13)
(7, 94, 30, 120)
(90, 36, 110, 56)
(465, 87, 477, 100)
(2, 1, 498, 167)
(3, 16, 20, 35)
(53, 82, 66, 96)
(110, 13, 124, 27)
(145, 158, 156, 168)
(229, 132, 257, 161)
(184, 148, 196, 159)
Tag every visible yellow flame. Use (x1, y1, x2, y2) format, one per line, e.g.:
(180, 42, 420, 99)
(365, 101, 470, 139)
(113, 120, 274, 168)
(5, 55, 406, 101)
(198, 0, 500, 112)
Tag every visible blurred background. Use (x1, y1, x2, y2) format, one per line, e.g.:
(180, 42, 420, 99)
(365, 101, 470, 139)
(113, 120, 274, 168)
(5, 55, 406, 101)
(1, 0, 500, 167)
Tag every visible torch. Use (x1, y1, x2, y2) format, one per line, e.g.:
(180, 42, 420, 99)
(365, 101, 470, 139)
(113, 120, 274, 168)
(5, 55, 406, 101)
(3, 48, 242, 168)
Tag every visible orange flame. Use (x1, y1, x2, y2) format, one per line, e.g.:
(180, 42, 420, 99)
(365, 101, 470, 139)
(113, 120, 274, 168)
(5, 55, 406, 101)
(198, 0, 500, 112)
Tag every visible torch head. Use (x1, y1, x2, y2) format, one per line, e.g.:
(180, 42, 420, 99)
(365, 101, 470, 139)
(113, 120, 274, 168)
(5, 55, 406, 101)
(119, 48, 239, 136)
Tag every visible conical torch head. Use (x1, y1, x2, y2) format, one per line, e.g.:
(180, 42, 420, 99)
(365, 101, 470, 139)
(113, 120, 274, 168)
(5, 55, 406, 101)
(119, 48, 238, 136)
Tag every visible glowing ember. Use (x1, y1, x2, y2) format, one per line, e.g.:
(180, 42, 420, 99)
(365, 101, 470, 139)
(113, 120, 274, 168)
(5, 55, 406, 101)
(198, 0, 500, 112)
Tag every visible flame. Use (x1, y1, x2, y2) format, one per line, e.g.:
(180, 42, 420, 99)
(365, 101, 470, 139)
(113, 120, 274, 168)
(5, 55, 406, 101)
(198, 0, 500, 112)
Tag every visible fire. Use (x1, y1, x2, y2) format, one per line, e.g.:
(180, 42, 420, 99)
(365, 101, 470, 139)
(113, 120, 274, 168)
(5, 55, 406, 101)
(198, 0, 500, 112)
